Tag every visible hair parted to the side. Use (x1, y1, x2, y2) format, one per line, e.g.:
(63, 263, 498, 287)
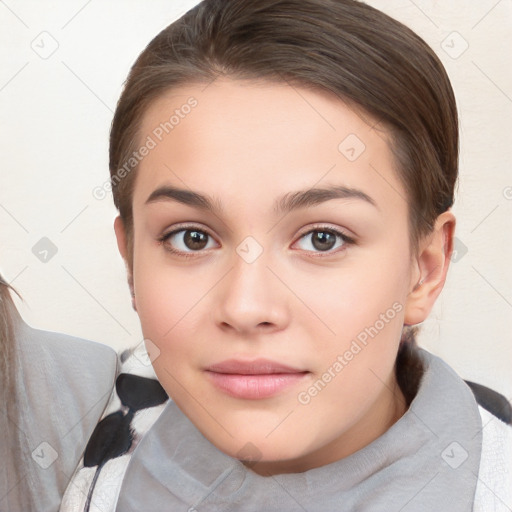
(108, 0, 459, 392)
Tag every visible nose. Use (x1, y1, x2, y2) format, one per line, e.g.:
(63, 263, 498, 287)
(213, 247, 290, 336)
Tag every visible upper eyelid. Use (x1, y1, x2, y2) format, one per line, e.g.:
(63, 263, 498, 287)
(162, 223, 351, 237)
(297, 224, 352, 237)
(162, 223, 218, 241)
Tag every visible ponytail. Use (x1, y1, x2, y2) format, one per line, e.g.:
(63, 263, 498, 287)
(395, 326, 425, 406)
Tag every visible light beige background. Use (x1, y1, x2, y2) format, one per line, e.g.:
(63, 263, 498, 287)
(1, 0, 511, 397)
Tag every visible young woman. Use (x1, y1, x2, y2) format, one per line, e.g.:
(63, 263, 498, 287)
(0, 274, 118, 511)
(61, 0, 512, 510)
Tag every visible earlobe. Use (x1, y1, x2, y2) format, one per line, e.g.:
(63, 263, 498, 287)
(403, 210, 456, 326)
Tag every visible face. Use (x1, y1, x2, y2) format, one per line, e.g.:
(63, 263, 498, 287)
(125, 78, 419, 475)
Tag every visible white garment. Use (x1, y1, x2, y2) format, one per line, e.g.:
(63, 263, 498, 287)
(474, 406, 512, 511)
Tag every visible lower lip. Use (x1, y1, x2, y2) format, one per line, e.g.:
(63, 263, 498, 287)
(205, 371, 308, 400)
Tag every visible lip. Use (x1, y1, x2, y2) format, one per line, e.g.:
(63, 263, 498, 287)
(206, 358, 306, 375)
(205, 358, 309, 400)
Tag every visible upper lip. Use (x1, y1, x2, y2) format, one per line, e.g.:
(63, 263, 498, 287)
(205, 358, 307, 375)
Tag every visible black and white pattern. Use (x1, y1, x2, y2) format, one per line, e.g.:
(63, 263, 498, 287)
(60, 343, 169, 512)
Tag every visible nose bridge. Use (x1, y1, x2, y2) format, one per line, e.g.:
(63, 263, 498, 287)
(214, 236, 289, 331)
(229, 237, 275, 307)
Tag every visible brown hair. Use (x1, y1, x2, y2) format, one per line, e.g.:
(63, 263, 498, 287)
(109, 0, 458, 264)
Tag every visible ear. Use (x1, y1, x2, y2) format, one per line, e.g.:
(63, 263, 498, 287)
(403, 210, 456, 326)
(114, 215, 129, 261)
(114, 216, 136, 311)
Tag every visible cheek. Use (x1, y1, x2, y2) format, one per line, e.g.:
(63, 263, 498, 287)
(133, 266, 202, 400)
(132, 243, 195, 346)
(135, 273, 200, 343)
(299, 254, 409, 347)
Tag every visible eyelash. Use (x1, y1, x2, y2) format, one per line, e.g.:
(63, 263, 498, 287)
(157, 224, 356, 259)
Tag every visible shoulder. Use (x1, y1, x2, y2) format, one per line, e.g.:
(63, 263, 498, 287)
(464, 380, 512, 510)
(473, 404, 512, 510)
(465, 380, 512, 425)
(60, 343, 169, 512)
(413, 350, 512, 509)
(15, 320, 119, 509)
(16, 321, 119, 414)
(17, 320, 118, 377)
(16, 320, 119, 439)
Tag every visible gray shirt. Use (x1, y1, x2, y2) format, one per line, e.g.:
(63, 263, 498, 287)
(0, 311, 117, 512)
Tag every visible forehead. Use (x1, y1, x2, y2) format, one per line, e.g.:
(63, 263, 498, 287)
(133, 78, 407, 222)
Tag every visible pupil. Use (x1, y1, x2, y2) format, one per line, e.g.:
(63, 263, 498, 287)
(313, 231, 335, 251)
(185, 230, 207, 250)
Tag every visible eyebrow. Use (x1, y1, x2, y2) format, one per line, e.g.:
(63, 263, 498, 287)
(145, 184, 378, 215)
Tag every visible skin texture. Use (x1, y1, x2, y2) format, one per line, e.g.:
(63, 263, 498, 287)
(114, 78, 455, 476)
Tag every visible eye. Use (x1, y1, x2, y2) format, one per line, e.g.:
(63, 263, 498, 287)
(158, 226, 218, 256)
(293, 226, 354, 255)
(158, 224, 354, 258)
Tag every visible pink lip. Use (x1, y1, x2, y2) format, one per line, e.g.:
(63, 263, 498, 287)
(205, 359, 309, 400)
